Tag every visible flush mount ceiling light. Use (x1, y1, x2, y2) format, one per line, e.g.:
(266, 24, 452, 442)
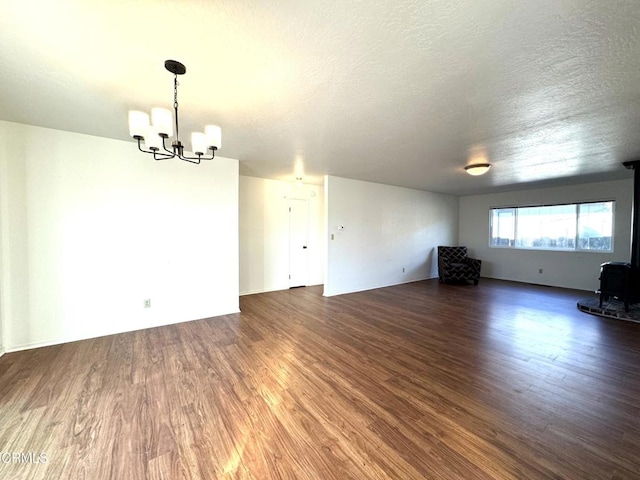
(128, 60, 221, 164)
(464, 163, 492, 176)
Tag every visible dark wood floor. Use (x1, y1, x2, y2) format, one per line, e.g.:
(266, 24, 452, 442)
(1, 279, 640, 479)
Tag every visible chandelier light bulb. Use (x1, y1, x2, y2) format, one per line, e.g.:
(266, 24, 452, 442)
(205, 125, 222, 149)
(191, 132, 207, 156)
(151, 108, 173, 137)
(145, 126, 163, 151)
(128, 111, 149, 139)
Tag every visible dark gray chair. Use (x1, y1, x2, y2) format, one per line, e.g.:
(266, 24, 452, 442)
(437, 246, 481, 285)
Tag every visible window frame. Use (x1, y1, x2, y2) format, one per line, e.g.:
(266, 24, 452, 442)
(489, 200, 615, 253)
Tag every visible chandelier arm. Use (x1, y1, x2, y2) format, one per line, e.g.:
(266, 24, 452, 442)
(161, 136, 178, 156)
(198, 150, 216, 161)
(136, 137, 174, 159)
(136, 137, 153, 154)
(177, 154, 206, 162)
(177, 154, 201, 164)
(153, 151, 175, 161)
(177, 148, 216, 162)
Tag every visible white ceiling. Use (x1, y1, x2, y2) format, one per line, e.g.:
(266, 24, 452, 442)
(2, 0, 640, 195)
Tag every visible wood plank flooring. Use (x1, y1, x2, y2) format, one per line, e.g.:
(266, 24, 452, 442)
(1, 279, 640, 479)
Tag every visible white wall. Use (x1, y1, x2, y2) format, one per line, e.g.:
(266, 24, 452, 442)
(0, 124, 4, 357)
(239, 176, 324, 295)
(324, 175, 459, 296)
(458, 179, 633, 291)
(0, 122, 29, 355)
(0, 123, 4, 357)
(0, 121, 239, 352)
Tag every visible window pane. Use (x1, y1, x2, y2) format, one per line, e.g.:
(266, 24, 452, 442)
(578, 202, 613, 251)
(491, 208, 515, 247)
(515, 205, 576, 250)
(490, 201, 614, 252)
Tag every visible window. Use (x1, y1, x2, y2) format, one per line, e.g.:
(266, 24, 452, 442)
(490, 208, 515, 247)
(490, 201, 614, 252)
(577, 202, 614, 251)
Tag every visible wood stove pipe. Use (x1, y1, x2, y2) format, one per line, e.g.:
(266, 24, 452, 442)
(623, 160, 640, 268)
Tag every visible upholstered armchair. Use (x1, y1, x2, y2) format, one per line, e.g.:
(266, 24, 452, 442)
(437, 246, 481, 285)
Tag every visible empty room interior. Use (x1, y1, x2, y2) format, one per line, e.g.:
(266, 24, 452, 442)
(2, 1, 640, 479)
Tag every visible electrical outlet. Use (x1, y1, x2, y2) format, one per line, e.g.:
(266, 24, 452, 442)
(402, 267, 405, 273)
(538, 268, 543, 274)
(144, 299, 151, 308)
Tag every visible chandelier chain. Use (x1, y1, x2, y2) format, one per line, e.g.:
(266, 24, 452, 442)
(173, 77, 179, 109)
(173, 75, 179, 141)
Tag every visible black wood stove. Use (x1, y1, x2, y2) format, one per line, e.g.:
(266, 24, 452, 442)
(599, 160, 640, 311)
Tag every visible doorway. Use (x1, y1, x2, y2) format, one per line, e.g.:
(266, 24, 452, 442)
(289, 198, 309, 288)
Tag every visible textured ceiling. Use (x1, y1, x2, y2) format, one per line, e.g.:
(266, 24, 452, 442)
(2, 0, 640, 195)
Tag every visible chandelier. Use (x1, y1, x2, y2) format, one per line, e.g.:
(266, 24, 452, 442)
(128, 60, 222, 164)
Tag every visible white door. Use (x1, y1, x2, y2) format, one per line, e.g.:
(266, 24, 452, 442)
(289, 199, 309, 288)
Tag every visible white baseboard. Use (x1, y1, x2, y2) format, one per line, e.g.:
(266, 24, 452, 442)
(6, 336, 86, 354)
(5, 309, 241, 354)
(240, 282, 324, 297)
(323, 276, 435, 297)
(240, 287, 284, 296)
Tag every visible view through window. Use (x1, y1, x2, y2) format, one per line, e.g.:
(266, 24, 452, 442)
(490, 201, 614, 252)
